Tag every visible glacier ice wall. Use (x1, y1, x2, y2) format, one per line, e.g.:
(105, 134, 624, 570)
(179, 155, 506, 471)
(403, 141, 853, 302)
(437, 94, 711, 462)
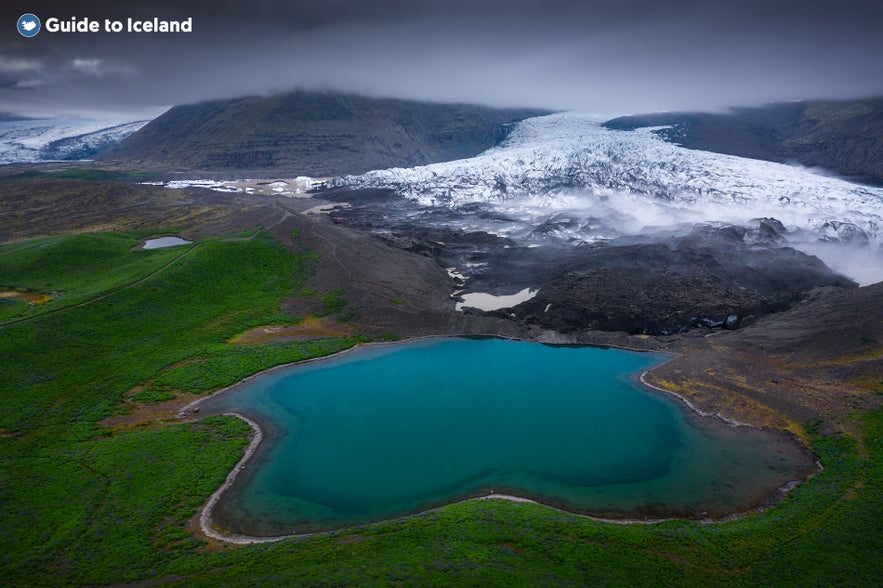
(329, 113, 883, 284)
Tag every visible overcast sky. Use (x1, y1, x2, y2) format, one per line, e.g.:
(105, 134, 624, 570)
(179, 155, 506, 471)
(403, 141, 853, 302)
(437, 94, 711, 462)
(2, 0, 882, 118)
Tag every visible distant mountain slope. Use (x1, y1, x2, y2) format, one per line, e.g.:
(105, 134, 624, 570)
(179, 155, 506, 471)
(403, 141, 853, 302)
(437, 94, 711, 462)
(604, 98, 883, 186)
(100, 91, 548, 175)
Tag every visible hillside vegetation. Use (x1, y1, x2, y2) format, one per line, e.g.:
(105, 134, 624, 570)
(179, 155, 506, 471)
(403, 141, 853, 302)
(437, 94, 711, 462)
(1, 230, 881, 586)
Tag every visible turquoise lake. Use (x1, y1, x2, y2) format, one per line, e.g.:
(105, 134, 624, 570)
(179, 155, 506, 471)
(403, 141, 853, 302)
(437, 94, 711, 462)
(200, 338, 816, 536)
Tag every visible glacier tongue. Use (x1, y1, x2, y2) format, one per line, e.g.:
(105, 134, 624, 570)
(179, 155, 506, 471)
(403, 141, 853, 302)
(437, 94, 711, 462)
(0, 117, 149, 164)
(328, 112, 883, 284)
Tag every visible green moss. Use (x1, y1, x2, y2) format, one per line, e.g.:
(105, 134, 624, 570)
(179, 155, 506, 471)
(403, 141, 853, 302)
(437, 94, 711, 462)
(0, 297, 29, 321)
(319, 289, 346, 315)
(1, 230, 881, 587)
(0, 231, 187, 321)
(0, 231, 316, 435)
(141, 338, 356, 397)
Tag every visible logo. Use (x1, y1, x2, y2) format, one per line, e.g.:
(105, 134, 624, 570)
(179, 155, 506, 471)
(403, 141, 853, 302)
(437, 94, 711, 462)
(17, 13, 40, 37)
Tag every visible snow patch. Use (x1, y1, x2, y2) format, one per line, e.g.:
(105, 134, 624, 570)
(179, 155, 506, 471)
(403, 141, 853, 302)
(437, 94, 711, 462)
(455, 288, 537, 312)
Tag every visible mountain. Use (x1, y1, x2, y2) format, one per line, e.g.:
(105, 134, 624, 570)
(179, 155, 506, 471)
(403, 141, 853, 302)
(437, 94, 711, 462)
(0, 118, 149, 165)
(603, 98, 883, 186)
(0, 112, 34, 122)
(100, 91, 548, 175)
(328, 115, 883, 244)
(325, 113, 883, 286)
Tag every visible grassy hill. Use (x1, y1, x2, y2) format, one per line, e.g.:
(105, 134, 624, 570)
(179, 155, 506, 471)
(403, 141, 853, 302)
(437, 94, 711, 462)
(0, 227, 880, 586)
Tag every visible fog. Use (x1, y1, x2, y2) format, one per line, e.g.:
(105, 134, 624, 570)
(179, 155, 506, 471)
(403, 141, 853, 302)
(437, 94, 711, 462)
(791, 241, 883, 288)
(481, 188, 883, 286)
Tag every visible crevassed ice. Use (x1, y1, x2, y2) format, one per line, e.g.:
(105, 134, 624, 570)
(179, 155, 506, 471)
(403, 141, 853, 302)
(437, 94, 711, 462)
(329, 113, 883, 245)
(0, 118, 148, 164)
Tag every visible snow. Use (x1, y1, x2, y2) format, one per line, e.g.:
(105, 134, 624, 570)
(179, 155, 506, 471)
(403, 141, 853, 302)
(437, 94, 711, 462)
(327, 112, 883, 284)
(148, 176, 317, 196)
(328, 113, 883, 245)
(0, 117, 148, 164)
(161, 179, 241, 192)
(446, 267, 468, 281)
(455, 288, 538, 312)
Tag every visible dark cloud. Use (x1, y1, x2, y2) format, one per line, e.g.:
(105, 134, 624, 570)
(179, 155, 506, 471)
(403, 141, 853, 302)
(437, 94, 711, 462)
(1, 0, 882, 117)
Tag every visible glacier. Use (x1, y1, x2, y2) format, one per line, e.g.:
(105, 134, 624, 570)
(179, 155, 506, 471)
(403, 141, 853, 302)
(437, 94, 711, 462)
(0, 117, 149, 164)
(327, 113, 883, 284)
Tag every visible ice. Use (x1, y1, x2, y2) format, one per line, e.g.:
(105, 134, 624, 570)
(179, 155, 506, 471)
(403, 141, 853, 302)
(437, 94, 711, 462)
(327, 112, 883, 284)
(0, 117, 148, 164)
(328, 113, 883, 245)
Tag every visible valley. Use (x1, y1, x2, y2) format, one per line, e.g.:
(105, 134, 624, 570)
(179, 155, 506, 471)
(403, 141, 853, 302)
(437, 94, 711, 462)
(0, 92, 881, 586)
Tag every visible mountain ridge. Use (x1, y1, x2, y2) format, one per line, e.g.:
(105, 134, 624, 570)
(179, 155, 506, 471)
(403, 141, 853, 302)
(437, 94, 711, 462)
(603, 98, 883, 186)
(99, 91, 549, 175)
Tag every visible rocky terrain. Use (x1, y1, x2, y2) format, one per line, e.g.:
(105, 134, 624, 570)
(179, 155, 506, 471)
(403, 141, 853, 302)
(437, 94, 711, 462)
(0, 174, 269, 244)
(645, 281, 883, 433)
(321, 193, 855, 335)
(510, 227, 854, 335)
(1, 169, 879, 435)
(4, 92, 881, 435)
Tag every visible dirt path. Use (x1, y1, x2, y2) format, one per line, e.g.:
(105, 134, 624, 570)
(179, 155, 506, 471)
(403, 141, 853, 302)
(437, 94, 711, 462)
(0, 243, 201, 328)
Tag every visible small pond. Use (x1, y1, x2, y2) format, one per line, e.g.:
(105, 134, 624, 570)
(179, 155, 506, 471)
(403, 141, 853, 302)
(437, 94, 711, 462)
(197, 338, 815, 536)
(142, 236, 192, 249)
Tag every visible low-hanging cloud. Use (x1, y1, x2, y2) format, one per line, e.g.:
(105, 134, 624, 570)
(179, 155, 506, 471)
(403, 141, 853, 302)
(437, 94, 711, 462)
(0, 0, 881, 117)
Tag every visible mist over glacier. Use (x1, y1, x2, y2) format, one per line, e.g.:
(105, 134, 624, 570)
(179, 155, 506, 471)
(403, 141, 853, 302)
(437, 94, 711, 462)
(329, 113, 883, 285)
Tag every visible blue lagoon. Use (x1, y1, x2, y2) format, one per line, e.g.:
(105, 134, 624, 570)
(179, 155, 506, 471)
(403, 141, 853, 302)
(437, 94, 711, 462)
(197, 338, 815, 536)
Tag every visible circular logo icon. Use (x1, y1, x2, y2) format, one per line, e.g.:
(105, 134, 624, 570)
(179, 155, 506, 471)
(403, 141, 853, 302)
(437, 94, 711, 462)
(17, 13, 41, 38)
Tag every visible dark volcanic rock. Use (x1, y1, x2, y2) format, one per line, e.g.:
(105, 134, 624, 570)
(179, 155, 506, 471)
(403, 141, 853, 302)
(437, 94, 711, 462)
(604, 98, 883, 186)
(306, 187, 860, 337)
(645, 281, 883, 427)
(511, 230, 856, 335)
(373, 228, 515, 260)
(100, 91, 548, 175)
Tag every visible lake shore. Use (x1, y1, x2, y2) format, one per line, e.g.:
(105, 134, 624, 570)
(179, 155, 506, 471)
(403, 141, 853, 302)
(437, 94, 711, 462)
(179, 335, 820, 544)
